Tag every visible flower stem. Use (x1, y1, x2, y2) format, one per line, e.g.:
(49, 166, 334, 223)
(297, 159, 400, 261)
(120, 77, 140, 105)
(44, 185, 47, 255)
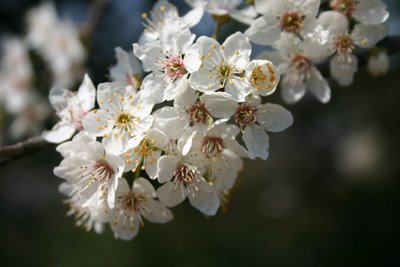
(212, 22, 222, 40)
(133, 157, 144, 181)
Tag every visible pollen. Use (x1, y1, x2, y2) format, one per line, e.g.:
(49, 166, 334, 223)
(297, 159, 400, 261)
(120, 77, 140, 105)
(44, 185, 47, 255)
(250, 63, 277, 92)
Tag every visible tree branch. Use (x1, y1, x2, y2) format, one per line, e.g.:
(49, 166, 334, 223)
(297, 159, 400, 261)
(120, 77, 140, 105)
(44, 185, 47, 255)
(0, 135, 49, 167)
(80, 0, 109, 38)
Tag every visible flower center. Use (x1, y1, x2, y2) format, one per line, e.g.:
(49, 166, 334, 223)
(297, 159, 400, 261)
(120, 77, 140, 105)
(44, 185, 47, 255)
(202, 136, 224, 158)
(92, 159, 114, 183)
(186, 101, 211, 124)
(164, 55, 187, 80)
(219, 64, 232, 79)
(235, 104, 257, 126)
(280, 11, 304, 33)
(174, 165, 196, 184)
(134, 138, 155, 157)
(249, 63, 278, 92)
(335, 33, 354, 55)
(284, 53, 312, 85)
(70, 107, 88, 130)
(290, 53, 311, 74)
(116, 112, 132, 125)
(331, 0, 356, 17)
(121, 192, 147, 211)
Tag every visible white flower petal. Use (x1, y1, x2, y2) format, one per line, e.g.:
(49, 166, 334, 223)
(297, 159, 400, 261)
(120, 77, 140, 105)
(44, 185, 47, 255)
(157, 181, 187, 207)
(318, 11, 348, 35)
(188, 176, 220, 216)
(77, 74, 96, 112)
(306, 67, 331, 103)
(133, 43, 163, 72)
(133, 177, 156, 198)
(201, 92, 237, 118)
(224, 77, 252, 102)
(281, 81, 307, 104)
(48, 86, 73, 112)
(223, 32, 251, 59)
(354, 0, 389, 24)
(157, 155, 178, 183)
(330, 54, 358, 86)
(140, 198, 173, 223)
(189, 68, 220, 92)
(138, 74, 165, 105)
(245, 16, 281, 45)
(82, 109, 113, 136)
(229, 6, 257, 25)
(182, 6, 204, 27)
(42, 123, 76, 143)
(257, 103, 293, 132)
(242, 126, 269, 160)
(352, 23, 388, 49)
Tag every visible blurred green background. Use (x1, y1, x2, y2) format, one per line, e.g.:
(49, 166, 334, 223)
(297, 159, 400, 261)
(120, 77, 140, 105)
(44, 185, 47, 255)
(1, 0, 400, 266)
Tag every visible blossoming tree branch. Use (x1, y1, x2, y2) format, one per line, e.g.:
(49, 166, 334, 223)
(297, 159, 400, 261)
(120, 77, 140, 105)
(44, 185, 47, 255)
(0, 0, 397, 240)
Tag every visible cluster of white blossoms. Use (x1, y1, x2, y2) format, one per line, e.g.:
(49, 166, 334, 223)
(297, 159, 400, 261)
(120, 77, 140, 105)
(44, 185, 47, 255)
(248, 0, 390, 103)
(0, 37, 50, 141)
(26, 2, 86, 88)
(0, 2, 86, 142)
(41, 0, 391, 240)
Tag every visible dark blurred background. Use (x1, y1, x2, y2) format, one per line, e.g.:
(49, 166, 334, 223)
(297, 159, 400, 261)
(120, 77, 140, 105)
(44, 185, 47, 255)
(1, 0, 400, 266)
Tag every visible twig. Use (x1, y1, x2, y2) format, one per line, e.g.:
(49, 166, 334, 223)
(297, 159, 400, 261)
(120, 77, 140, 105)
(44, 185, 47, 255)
(80, 0, 109, 38)
(0, 135, 49, 167)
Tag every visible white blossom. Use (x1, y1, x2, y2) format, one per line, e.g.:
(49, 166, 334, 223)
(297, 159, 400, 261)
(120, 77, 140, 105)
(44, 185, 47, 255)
(26, 2, 85, 87)
(368, 49, 390, 77)
(139, 0, 203, 45)
(0, 37, 33, 114)
(234, 95, 293, 159)
(110, 178, 173, 240)
(258, 33, 331, 103)
(110, 47, 142, 92)
(134, 19, 197, 104)
(330, 0, 389, 25)
(42, 74, 96, 143)
(185, 0, 258, 25)
(189, 32, 253, 102)
(156, 144, 220, 215)
(59, 182, 111, 233)
(122, 128, 169, 179)
(319, 11, 388, 86)
(54, 134, 125, 209)
(83, 83, 154, 155)
(185, 120, 247, 199)
(245, 0, 322, 45)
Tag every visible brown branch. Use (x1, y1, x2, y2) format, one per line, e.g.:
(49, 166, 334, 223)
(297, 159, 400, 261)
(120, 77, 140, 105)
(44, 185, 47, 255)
(80, 0, 109, 38)
(0, 135, 49, 167)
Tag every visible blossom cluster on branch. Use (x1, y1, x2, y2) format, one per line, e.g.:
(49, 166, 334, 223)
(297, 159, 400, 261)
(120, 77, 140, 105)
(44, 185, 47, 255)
(0, 2, 86, 141)
(1, 0, 391, 240)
